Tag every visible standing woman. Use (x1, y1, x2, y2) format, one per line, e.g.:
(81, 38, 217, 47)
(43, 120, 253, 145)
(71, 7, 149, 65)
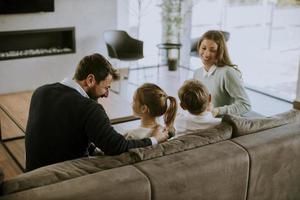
(193, 30, 251, 117)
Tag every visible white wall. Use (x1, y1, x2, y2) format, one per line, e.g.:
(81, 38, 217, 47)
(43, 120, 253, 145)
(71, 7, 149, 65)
(180, 0, 193, 68)
(117, 0, 129, 32)
(0, 0, 118, 94)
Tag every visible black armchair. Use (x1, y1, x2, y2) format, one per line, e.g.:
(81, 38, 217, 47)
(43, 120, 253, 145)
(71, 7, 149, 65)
(190, 31, 230, 57)
(103, 30, 144, 61)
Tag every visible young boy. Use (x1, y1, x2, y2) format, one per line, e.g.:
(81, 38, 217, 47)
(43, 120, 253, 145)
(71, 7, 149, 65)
(175, 79, 221, 136)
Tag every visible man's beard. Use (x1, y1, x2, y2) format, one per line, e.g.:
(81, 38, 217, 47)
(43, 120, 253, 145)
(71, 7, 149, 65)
(86, 89, 99, 101)
(86, 88, 107, 101)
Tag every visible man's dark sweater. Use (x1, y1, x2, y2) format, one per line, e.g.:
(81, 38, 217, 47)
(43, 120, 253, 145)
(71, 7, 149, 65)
(25, 83, 151, 171)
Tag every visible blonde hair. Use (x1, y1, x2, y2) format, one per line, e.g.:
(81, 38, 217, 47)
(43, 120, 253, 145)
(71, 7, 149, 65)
(178, 79, 209, 115)
(197, 30, 240, 72)
(135, 83, 177, 127)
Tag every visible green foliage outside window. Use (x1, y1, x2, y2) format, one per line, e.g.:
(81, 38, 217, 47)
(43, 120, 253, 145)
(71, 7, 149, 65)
(158, 0, 183, 43)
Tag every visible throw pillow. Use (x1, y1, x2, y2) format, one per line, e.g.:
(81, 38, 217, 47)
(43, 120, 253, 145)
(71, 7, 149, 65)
(222, 109, 300, 137)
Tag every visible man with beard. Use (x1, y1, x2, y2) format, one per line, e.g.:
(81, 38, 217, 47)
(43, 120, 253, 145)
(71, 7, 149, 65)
(25, 53, 169, 171)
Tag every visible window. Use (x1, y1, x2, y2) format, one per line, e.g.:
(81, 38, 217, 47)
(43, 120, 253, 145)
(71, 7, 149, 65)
(128, 0, 162, 66)
(191, 0, 300, 102)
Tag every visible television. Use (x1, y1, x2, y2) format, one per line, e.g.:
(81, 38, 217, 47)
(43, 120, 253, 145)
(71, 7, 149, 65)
(0, 0, 54, 14)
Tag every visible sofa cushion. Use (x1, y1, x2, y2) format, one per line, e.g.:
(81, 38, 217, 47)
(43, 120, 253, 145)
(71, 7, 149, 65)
(1, 152, 138, 195)
(134, 141, 249, 200)
(129, 122, 232, 161)
(232, 122, 300, 199)
(1, 166, 151, 200)
(222, 109, 300, 137)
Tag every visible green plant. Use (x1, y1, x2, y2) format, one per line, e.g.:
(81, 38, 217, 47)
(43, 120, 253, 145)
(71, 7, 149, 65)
(158, 0, 183, 43)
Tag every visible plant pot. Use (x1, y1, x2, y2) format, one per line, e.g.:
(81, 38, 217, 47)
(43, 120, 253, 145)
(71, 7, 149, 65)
(168, 58, 178, 71)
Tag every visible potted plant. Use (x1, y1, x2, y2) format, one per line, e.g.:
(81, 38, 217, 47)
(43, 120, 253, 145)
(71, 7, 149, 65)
(158, 0, 186, 70)
(167, 58, 178, 71)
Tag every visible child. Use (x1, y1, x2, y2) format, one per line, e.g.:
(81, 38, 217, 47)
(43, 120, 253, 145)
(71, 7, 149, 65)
(124, 83, 177, 140)
(175, 79, 221, 136)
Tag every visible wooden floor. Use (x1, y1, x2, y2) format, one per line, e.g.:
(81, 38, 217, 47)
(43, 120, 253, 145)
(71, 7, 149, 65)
(0, 91, 29, 180)
(0, 143, 23, 180)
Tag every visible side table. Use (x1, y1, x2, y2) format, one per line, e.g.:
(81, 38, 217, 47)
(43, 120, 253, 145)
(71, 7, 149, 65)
(156, 43, 182, 68)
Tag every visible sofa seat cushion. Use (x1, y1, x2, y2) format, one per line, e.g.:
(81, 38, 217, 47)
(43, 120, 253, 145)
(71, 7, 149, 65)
(222, 109, 300, 137)
(129, 122, 232, 161)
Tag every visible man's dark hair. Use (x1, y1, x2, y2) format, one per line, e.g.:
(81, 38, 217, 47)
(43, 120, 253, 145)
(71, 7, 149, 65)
(73, 53, 119, 83)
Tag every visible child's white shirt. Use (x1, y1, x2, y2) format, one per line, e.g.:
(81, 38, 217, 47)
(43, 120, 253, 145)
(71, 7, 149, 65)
(174, 111, 221, 137)
(124, 125, 163, 140)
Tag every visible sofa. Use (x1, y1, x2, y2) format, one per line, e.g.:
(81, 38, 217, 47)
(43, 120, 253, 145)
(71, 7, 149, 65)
(0, 109, 300, 200)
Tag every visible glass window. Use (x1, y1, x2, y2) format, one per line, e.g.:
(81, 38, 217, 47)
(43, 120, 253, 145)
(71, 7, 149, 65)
(128, 0, 162, 66)
(191, 0, 300, 102)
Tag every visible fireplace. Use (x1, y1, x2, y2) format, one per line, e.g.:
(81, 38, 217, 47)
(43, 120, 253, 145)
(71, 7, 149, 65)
(0, 27, 76, 60)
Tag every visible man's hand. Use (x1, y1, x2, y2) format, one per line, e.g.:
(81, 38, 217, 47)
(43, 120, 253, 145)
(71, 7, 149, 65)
(151, 125, 169, 143)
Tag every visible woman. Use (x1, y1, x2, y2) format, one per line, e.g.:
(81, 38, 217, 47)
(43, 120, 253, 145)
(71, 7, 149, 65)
(193, 30, 251, 117)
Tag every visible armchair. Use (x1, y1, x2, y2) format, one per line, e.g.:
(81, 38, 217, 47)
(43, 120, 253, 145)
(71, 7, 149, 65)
(103, 30, 143, 62)
(103, 30, 145, 86)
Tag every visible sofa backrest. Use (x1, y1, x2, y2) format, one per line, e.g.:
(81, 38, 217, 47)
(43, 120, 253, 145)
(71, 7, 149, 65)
(1, 152, 136, 195)
(0, 165, 151, 200)
(1, 122, 232, 196)
(129, 121, 232, 160)
(0, 140, 250, 200)
(134, 140, 249, 200)
(2, 109, 299, 199)
(222, 109, 300, 137)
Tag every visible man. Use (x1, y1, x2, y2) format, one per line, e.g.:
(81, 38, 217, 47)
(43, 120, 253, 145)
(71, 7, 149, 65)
(25, 53, 169, 171)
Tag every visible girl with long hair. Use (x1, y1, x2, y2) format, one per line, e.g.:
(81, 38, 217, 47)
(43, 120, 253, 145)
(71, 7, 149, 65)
(124, 83, 177, 139)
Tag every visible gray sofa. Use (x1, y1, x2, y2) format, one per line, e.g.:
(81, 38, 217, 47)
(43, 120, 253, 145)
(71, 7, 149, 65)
(1, 109, 300, 200)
